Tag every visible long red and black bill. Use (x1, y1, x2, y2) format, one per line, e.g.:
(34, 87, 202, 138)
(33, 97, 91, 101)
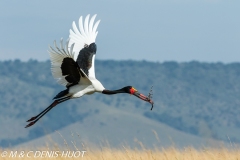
(133, 91, 154, 110)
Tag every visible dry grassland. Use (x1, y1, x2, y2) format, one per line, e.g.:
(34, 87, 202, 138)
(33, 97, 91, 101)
(1, 147, 240, 160)
(1, 132, 239, 159)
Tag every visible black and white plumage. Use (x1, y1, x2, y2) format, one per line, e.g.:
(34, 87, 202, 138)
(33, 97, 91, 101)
(25, 14, 153, 128)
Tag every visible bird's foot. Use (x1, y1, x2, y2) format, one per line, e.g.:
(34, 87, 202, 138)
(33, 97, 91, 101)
(26, 116, 37, 122)
(25, 121, 36, 128)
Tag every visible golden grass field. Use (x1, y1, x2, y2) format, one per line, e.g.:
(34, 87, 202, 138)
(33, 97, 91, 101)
(1, 147, 240, 160)
(1, 132, 239, 159)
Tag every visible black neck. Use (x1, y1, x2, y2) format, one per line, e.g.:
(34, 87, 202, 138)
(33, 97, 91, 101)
(102, 89, 126, 95)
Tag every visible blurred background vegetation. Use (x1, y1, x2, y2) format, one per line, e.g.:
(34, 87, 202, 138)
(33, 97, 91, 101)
(0, 59, 240, 148)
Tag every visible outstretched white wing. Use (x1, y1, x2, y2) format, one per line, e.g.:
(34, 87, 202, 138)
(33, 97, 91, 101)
(69, 14, 100, 60)
(48, 38, 78, 87)
(69, 14, 100, 79)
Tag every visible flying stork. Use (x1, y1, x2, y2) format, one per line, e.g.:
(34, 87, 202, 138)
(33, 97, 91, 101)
(25, 14, 154, 128)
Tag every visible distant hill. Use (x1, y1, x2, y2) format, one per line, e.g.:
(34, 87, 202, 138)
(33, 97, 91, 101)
(0, 59, 240, 148)
(16, 101, 223, 149)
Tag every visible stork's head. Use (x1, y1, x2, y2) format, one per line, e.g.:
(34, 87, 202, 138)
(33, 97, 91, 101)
(124, 86, 154, 107)
(102, 86, 154, 110)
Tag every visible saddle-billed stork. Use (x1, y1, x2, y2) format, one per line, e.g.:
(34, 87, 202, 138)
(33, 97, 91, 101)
(25, 14, 154, 128)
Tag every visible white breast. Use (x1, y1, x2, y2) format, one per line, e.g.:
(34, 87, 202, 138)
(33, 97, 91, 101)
(69, 84, 95, 98)
(90, 78, 105, 92)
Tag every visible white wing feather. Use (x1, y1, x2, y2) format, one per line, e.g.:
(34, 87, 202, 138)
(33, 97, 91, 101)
(48, 38, 75, 86)
(68, 14, 100, 79)
(69, 14, 100, 61)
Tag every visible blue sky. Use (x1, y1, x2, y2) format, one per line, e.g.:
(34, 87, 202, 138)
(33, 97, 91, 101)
(0, 0, 239, 63)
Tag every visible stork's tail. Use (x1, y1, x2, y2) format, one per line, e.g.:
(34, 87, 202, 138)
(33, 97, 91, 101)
(53, 89, 69, 100)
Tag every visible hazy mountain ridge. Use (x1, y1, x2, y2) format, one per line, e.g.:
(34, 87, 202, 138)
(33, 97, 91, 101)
(0, 59, 240, 148)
